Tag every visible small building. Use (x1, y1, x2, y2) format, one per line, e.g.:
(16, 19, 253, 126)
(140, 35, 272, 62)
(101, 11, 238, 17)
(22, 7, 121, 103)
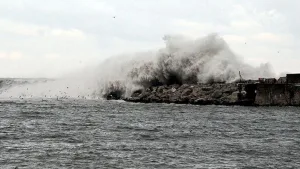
(258, 78, 265, 83)
(265, 78, 277, 84)
(286, 74, 300, 84)
(258, 78, 276, 84)
(277, 77, 287, 84)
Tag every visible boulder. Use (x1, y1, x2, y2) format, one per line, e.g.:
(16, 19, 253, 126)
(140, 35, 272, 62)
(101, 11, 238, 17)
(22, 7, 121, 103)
(131, 89, 143, 97)
(181, 88, 193, 97)
(223, 91, 239, 103)
(202, 87, 213, 91)
(106, 90, 123, 100)
(212, 90, 222, 99)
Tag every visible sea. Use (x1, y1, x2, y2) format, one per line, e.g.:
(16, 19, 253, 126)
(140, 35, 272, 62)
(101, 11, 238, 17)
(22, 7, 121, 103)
(0, 99, 299, 169)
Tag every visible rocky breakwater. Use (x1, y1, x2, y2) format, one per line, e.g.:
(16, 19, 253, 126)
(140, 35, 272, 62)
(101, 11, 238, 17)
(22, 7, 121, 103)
(124, 83, 253, 105)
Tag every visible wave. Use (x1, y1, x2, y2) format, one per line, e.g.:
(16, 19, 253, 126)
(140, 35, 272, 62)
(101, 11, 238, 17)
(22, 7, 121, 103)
(0, 33, 275, 99)
(95, 33, 275, 98)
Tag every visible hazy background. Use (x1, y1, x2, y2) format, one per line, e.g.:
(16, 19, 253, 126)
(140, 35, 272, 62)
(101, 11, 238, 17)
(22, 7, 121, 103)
(0, 0, 299, 78)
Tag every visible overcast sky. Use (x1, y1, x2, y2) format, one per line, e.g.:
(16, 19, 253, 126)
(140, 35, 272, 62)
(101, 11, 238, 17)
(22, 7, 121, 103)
(0, 0, 299, 78)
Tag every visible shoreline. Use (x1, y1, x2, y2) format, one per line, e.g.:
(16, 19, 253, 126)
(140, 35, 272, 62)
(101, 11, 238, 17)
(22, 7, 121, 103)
(120, 81, 300, 106)
(123, 98, 299, 107)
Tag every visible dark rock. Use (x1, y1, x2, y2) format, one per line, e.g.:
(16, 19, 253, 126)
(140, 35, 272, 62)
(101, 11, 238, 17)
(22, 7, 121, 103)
(151, 87, 157, 93)
(212, 90, 222, 99)
(179, 84, 190, 90)
(124, 83, 246, 106)
(171, 84, 181, 89)
(202, 87, 213, 91)
(157, 86, 165, 93)
(106, 90, 123, 100)
(194, 98, 206, 104)
(132, 89, 143, 97)
(181, 88, 193, 97)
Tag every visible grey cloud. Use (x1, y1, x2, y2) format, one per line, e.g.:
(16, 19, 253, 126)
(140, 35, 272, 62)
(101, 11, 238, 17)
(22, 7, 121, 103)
(0, 0, 299, 77)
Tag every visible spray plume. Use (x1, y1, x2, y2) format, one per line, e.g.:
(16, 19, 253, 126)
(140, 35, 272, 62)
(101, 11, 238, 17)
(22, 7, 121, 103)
(0, 33, 275, 99)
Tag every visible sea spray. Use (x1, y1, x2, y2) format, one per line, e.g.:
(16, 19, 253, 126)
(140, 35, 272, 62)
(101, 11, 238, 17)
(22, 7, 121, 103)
(95, 33, 275, 98)
(0, 33, 275, 99)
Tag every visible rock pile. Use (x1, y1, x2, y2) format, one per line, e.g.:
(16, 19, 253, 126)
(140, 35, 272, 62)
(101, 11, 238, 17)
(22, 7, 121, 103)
(124, 83, 243, 105)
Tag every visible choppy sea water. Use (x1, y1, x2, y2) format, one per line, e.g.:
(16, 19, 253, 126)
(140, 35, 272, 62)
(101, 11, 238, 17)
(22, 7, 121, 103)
(0, 99, 299, 169)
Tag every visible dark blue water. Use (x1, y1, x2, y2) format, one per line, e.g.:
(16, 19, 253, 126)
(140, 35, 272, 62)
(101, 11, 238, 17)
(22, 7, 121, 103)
(0, 99, 299, 168)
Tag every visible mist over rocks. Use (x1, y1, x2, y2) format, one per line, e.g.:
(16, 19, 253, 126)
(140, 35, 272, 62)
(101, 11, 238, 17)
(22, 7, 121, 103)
(0, 33, 275, 100)
(99, 33, 275, 99)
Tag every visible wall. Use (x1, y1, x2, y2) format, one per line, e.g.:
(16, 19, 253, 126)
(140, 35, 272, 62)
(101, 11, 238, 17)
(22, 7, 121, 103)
(277, 77, 286, 84)
(255, 84, 300, 106)
(287, 74, 300, 84)
(289, 85, 300, 105)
